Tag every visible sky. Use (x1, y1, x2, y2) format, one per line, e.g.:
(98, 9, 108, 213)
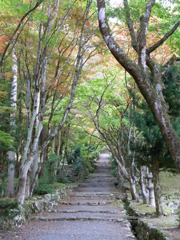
(110, 0, 123, 7)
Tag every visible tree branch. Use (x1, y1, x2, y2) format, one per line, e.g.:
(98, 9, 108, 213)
(163, 54, 180, 70)
(0, 0, 43, 66)
(137, 0, 155, 71)
(123, 0, 137, 51)
(97, 0, 140, 81)
(147, 21, 180, 54)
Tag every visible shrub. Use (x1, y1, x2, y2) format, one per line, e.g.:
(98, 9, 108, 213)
(34, 178, 54, 195)
(72, 156, 88, 178)
(0, 198, 19, 218)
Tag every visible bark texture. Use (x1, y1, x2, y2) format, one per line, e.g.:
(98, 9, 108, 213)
(140, 166, 149, 204)
(152, 153, 163, 216)
(6, 51, 18, 197)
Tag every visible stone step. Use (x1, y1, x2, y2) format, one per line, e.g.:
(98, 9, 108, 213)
(83, 178, 116, 183)
(90, 173, 112, 177)
(38, 214, 138, 222)
(56, 210, 120, 214)
(78, 187, 117, 192)
(56, 204, 124, 213)
(70, 191, 120, 196)
(59, 200, 114, 206)
(39, 216, 124, 223)
(78, 183, 115, 187)
(69, 196, 116, 200)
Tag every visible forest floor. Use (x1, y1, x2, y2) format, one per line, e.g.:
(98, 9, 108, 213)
(0, 153, 135, 240)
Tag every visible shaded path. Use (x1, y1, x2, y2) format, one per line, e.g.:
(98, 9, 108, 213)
(3, 153, 135, 240)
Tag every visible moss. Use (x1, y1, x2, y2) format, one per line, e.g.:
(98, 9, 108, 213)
(147, 216, 179, 229)
(130, 201, 156, 216)
(134, 218, 175, 240)
(52, 182, 65, 189)
(160, 171, 180, 195)
(162, 204, 173, 216)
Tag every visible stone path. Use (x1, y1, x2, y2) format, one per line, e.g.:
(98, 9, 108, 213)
(2, 153, 136, 240)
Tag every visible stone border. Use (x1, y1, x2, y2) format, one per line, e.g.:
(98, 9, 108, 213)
(1, 184, 77, 230)
(124, 198, 176, 240)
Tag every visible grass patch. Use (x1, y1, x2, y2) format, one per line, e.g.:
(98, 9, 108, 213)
(130, 201, 156, 215)
(160, 171, 180, 195)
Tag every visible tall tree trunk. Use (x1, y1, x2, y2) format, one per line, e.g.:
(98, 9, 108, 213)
(56, 130, 61, 156)
(140, 166, 149, 204)
(16, 163, 30, 204)
(16, 93, 43, 204)
(147, 172, 155, 207)
(6, 50, 17, 197)
(152, 152, 163, 216)
(115, 156, 138, 201)
(52, 136, 56, 153)
(32, 92, 40, 179)
(56, 129, 62, 176)
(129, 176, 138, 200)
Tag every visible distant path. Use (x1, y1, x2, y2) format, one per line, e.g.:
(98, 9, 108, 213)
(2, 153, 135, 240)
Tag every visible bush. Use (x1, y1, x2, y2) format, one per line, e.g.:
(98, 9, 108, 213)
(45, 153, 61, 183)
(86, 159, 94, 173)
(57, 174, 71, 183)
(68, 147, 88, 178)
(0, 198, 19, 218)
(72, 156, 88, 178)
(34, 178, 54, 195)
(0, 177, 6, 197)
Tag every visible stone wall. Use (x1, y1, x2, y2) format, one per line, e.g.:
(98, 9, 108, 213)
(1, 184, 77, 230)
(125, 200, 176, 240)
(134, 219, 169, 240)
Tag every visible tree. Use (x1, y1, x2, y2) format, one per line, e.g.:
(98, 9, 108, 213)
(97, 0, 180, 171)
(14, 0, 99, 205)
(6, 50, 17, 197)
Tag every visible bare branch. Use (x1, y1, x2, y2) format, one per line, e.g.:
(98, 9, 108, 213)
(137, 0, 155, 71)
(0, 0, 43, 66)
(97, 0, 140, 80)
(123, 0, 137, 51)
(147, 21, 180, 54)
(163, 54, 180, 70)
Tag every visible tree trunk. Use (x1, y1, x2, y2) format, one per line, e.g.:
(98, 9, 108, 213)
(115, 156, 138, 200)
(16, 165, 29, 204)
(147, 172, 155, 207)
(6, 152, 15, 197)
(6, 50, 17, 197)
(56, 130, 62, 176)
(129, 176, 138, 201)
(30, 151, 44, 196)
(32, 92, 40, 179)
(152, 152, 163, 216)
(140, 166, 149, 204)
(56, 130, 61, 156)
(52, 136, 56, 153)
